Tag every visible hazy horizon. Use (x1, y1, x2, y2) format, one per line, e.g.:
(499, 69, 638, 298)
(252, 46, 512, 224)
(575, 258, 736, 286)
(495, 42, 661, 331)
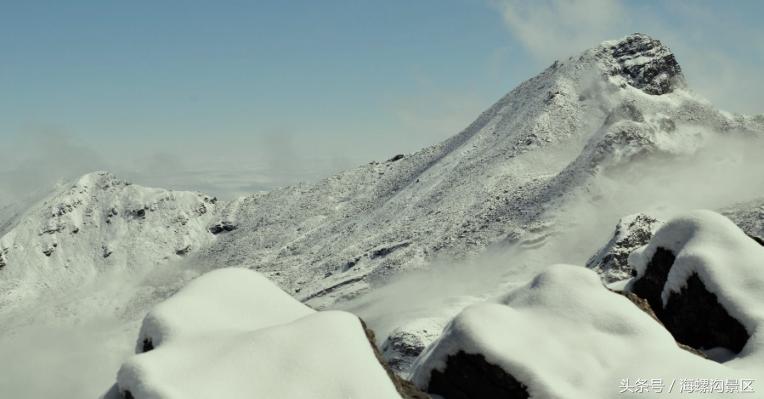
(2, 0, 763, 203)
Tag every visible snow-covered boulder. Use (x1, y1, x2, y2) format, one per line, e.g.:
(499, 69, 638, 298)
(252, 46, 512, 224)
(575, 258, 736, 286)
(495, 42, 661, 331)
(628, 210, 764, 360)
(381, 318, 444, 375)
(412, 265, 750, 399)
(587, 213, 663, 282)
(110, 268, 424, 399)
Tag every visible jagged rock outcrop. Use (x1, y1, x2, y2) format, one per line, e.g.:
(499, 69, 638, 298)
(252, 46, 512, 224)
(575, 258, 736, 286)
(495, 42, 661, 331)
(589, 205, 764, 283)
(605, 33, 685, 95)
(208, 221, 237, 234)
(381, 320, 443, 374)
(587, 213, 662, 282)
(362, 321, 431, 399)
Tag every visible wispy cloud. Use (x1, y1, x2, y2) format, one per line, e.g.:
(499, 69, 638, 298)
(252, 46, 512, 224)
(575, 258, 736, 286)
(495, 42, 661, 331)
(493, 0, 627, 61)
(0, 130, 110, 205)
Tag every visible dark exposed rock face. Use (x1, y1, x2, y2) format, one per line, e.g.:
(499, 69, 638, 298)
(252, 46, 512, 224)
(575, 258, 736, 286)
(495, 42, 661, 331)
(0, 248, 8, 269)
(387, 154, 405, 162)
(608, 33, 685, 95)
(747, 234, 764, 246)
(381, 327, 437, 374)
(209, 221, 237, 235)
(426, 351, 529, 399)
(342, 256, 361, 271)
(370, 242, 410, 259)
(617, 290, 707, 359)
(175, 245, 191, 256)
(360, 320, 431, 399)
(662, 274, 750, 354)
(128, 208, 147, 219)
(630, 247, 676, 312)
(141, 338, 154, 353)
(630, 247, 750, 355)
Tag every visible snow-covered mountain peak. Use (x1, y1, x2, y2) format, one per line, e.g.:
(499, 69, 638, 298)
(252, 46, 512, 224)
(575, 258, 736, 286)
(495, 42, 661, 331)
(73, 170, 126, 191)
(0, 171, 220, 316)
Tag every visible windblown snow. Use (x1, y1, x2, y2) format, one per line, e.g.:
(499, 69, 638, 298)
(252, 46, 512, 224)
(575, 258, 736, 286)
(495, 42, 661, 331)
(0, 33, 763, 398)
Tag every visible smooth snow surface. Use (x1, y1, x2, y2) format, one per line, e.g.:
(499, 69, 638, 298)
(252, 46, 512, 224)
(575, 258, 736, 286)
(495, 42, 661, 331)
(134, 267, 313, 349)
(115, 268, 402, 399)
(412, 265, 757, 398)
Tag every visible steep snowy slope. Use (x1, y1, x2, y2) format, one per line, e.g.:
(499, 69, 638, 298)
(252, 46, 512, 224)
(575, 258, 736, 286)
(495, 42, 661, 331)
(190, 33, 764, 308)
(4, 34, 760, 318)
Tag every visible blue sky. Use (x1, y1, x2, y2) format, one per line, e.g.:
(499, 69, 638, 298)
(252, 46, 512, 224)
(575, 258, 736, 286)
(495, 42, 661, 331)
(1, 0, 763, 198)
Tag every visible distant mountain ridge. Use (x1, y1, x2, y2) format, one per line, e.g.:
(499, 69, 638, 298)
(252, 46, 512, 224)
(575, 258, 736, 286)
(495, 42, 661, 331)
(1, 34, 763, 319)
(3, 33, 764, 398)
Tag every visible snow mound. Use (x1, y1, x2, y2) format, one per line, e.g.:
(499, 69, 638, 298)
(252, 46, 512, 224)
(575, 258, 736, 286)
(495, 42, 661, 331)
(628, 210, 764, 361)
(112, 268, 408, 399)
(412, 265, 753, 398)
(134, 267, 314, 351)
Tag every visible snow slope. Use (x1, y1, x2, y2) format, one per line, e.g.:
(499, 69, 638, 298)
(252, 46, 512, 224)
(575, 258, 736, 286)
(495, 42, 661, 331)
(187, 33, 764, 309)
(0, 171, 218, 318)
(111, 268, 405, 399)
(1, 33, 764, 397)
(3, 34, 762, 316)
(412, 262, 759, 398)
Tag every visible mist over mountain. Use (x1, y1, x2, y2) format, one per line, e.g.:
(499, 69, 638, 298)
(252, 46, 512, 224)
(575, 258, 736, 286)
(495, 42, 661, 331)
(1, 34, 763, 398)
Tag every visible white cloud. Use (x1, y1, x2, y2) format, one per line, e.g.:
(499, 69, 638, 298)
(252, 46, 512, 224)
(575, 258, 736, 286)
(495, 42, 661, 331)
(494, 0, 628, 62)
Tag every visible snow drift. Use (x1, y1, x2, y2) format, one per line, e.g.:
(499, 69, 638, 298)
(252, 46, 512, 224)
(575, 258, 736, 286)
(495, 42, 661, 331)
(109, 268, 422, 399)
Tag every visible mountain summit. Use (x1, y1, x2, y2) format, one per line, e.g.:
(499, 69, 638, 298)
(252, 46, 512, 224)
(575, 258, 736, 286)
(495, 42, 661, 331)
(1, 34, 764, 398)
(603, 33, 685, 95)
(1, 34, 761, 315)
